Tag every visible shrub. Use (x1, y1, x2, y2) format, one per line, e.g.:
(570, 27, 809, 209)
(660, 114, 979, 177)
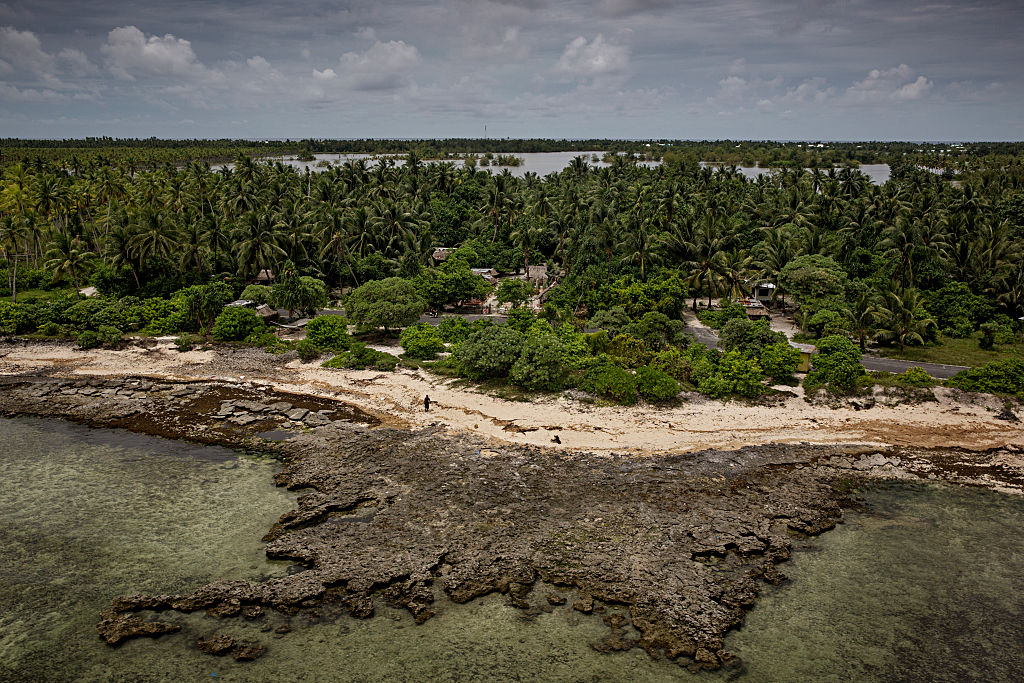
(97, 325, 122, 347)
(174, 334, 197, 352)
(807, 308, 848, 338)
(509, 334, 566, 391)
(296, 339, 321, 363)
(588, 306, 631, 338)
(243, 331, 283, 349)
(893, 366, 937, 388)
(581, 361, 638, 405)
(504, 306, 535, 333)
(322, 342, 399, 371)
(400, 323, 445, 359)
(554, 322, 592, 369)
(345, 277, 426, 331)
(438, 316, 473, 345)
(211, 307, 265, 342)
(804, 334, 865, 393)
(760, 342, 800, 381)
(240, 284, 272, 305)
(697, 300, 747, 329)
(607, 332, 651, 368)
(698, 350, 765, 399)
(626, 311, 688, 350)
(0, 301, 31, 334)
(39, 321, 62, 337)
(454, 325, 525, 380)
(305, 315, 351, 351)
(635, 365, 681, 402)
(76, 330, 100, 349)
(947, 360, 1024, 396)
(720, 318, 787, 359)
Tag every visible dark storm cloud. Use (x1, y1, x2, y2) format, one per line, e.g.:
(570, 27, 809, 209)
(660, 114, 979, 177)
(0, 0, 1021, 138)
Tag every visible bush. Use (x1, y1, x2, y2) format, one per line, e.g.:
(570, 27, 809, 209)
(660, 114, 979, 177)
(805, 335, 865, 393)
(305, 315, 351, 351)
(635, 365, 681, 402)
(76, 330, 100, 349)
(39, 321, 62, 337)
(627, 311, 688, 350)
(504, 306, 535, 333)
(174, 334, 197, 352)
(588, 306, 631, 338)
(698, 350, 765, 399)
(696, 300, 747, 329)
(607, 332, 651, 368)
(509, 334, 566, 391)
(211, 307, 265, 342)
(296, 339, 321, 363)
(345, 277, 426, 331)
(760, 342, 800, 381)
(240, 284, 272, 305)
(807, 309, 848, 338)
(0, 301, 32, 334)
(947, 360, 1024, 396)
(454, 325, 525, 380)
(720, 318, 787, 359)
(893, 366, 937, 388)
(400, 323, 445, 359)
(581, 361, 638, 405)
(322, 342, 399, 371)
(438, 316, 473, 345)
(97, 325, 122, 347)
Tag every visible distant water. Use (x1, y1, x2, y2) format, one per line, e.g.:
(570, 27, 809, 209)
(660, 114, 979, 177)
(1, 418, 1019, 681)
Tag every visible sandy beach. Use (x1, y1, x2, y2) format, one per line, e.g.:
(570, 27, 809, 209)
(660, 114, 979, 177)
(2, 339, 1020, 454)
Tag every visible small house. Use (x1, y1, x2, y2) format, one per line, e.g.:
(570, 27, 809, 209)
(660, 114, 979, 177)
(754, 282, 776, 304)
(432, 247, 454, 262)
(253, 269, 274, 284)
(524, 265, 548, 284)
(790, 342, 816, 373)
(471, 268, 499, 283)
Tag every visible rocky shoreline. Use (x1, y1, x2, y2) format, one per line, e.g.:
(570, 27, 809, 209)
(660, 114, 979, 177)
(0, 373, 1021, 671)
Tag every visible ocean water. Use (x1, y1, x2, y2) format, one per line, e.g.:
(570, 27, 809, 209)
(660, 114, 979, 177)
(0, 417, 1020, 682)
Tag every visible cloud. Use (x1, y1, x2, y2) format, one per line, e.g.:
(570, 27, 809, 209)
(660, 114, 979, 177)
(339, 40, 420, 91)
(57, 48, 99, 77)
(0, 26, 55, 74)
(0, 82, 67, 103)
(843, 64, 932, 104)
(101, 26, 207, 81)
(312, 67, 336, 81)
(556, 34, 629, 79)
(596, 0, 672, 18)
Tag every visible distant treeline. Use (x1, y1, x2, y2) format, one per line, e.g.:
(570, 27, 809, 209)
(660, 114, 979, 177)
(3, 138, 1024, 172)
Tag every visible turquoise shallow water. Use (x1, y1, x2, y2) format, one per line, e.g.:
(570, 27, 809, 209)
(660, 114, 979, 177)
(0, 417, 1021, 682)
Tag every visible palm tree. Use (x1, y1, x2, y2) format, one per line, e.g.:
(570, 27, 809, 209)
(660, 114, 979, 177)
(0, 215, 27, 302)
(844, 291, 879, 352)
(232, 211, 285, 281)
(129, 207, 179, 276)
(874, 286, 937, 352)
(44, 232, 95, 297)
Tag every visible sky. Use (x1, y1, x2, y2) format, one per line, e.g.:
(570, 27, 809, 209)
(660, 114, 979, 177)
(0, 0, 1021, 141)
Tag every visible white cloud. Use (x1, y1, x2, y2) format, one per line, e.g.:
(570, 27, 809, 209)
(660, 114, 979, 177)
(556, 34, 629, 79)
(0, 26, 55, 75)
(312, 67, 337, 81)
(101, 26, 208, 81)
(0, 82, 67, 103)
(596, 0, 671, 17)
(57, 48, 99, 77)
(843, 64, 932, 104)
(339, 40, 420, 91)
(354, 26, 377, 41)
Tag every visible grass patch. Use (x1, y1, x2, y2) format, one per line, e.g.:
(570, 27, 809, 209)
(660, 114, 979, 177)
(1, 288, 75, 303)
(878, 333, 1024, 367)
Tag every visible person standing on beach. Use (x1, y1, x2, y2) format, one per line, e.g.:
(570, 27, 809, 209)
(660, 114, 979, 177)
(424, 395, 431, 412)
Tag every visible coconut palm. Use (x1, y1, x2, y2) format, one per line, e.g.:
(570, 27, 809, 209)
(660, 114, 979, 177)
(874, 286, 937, 352)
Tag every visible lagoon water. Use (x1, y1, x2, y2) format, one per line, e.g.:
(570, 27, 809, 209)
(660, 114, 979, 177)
(1, 417, 1020, 682)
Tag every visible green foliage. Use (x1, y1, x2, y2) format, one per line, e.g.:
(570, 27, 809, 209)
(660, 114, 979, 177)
(240, 284, 272, 305)
(926, 282, 993, 338)
(496, 278, 535, 308)
(805, 334, 865, 393)
(580, 358, 638, 405)
(415, 258, 491, 310)
(174, 281, 234, 333)
(509, 334, 566, 391)
(76, 330, 100, 349)
(554, 321, 592, 369)
(625, 311, 688, 350)
(589, 271, 689, 320)
(438, 316, 473, 345)
(759, 342, 800, 381)
(635, 365, 681, 402)
(607, 332, 651, 368)
(96, 325, 122, 347)
(504, 306, 536, 333)
(979, 321, 999, 350)
(305, 315, 351, 351)
(806, 308, 849, 338)
(893, 366, 937, 388)
(588, 306, 631, 337)
(719, 318, 787, 359)
(583, 330, 610, 355)
(696, 300, 747, 329)
(174, 334, 196, 352)
(400, 323, 445, 359)
(296, 339, 321, 363)
(698, 350, 765, 399)
(39, 321, 62, 337)
(322, 342, 399, 371)
(779, 254, 848, 312)
(345, 277, 426, 331)
(947, 360, 1024, 396)
(272, 271, 328, 317)
(211, 307, 265, 342)
(0, 301, 31, 334)
(454, 325, 525, 380)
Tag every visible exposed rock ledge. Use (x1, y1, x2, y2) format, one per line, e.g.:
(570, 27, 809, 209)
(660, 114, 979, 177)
(0, 374, 1020, 671)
